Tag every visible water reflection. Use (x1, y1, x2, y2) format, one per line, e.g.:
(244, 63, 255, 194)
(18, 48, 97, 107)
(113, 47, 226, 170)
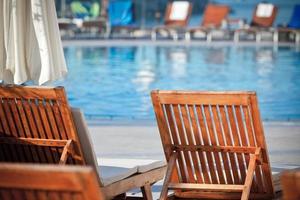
(254, 47, 275, 77)
(166, 47, 189, 78)
(58, 45, 300, 121)
(204, 47, 228, 65)
(131, 47, 155, 92)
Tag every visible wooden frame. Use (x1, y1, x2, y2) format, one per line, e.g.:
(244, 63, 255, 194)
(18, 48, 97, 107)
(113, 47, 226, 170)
(152, 1, 192, 40)
(0, 86, 84, 165)
(0, 85, 166, 200)
(151, 90, 274, 200)
(234, 4, 278, 42)
(185, 4, 229, 41)
(201, 4, 230, 28)
(0, 163, 104, 200)
(251, 4, 278, 28)
(281, 170, 300, 200)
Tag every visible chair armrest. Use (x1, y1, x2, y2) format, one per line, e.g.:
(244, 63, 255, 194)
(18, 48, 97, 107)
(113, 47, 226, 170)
(0, 137, 81, 164)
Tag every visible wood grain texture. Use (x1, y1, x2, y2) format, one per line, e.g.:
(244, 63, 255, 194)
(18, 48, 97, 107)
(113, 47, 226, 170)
(0, 163, 104, 200)
(151, 90, 274, 199)
(0, 86, 166, 200)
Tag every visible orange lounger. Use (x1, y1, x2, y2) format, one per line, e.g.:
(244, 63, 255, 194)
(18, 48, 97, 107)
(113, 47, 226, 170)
(151, 90, 276, 200)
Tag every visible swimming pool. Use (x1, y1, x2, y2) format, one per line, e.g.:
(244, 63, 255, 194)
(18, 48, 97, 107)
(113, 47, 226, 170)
(56, 44, 300, 122)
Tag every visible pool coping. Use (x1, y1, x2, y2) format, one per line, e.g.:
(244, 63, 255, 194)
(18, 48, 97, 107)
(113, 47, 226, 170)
(62, 40, 300, 47)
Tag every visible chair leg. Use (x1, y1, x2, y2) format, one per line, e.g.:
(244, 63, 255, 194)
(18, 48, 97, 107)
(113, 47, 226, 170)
(141, 184, 153, 200)
(241, 154, 257, 200)
(160, 152, 178, 200)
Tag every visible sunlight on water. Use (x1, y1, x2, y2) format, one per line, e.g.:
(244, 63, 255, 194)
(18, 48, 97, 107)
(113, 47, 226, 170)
(55, 45, 300, 121)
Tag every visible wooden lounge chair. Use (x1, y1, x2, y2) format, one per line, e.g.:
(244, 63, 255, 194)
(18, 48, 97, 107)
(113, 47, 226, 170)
(0, 85, 166, 200)
(234, 3, 278, 42)
(0, 163, 104, 200)
(281, 169, 300, 200)
(185, 4, 230, 41)
(151, 1, 192, 40)
(151, 90, 276, 200)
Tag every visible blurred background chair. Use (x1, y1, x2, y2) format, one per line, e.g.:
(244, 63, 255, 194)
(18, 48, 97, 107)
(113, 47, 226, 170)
(107, 0, 140, 38)
(234, 3, 278, 42)
(185, 4, 230, 41)
(151, 1, 193, 40)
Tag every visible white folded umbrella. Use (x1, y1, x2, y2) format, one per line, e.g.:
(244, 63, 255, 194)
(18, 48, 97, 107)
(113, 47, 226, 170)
(0, 0, 67, 85)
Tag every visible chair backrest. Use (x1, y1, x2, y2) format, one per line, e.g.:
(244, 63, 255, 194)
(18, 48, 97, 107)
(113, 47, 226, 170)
(151, 91, 274, 196)
(288, 4, 300, 29)
(0, 163, 104, 200)
(0, 85, 84, 165)
(251, 3, 278, 27)
(164, 1, 192, 27)
(108, 0, 134, 26)
(201, 4, 230, 28)
(281, 170, 300, 200)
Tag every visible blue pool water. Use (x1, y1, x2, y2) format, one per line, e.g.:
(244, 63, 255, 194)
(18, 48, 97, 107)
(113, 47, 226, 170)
(56, 44, 300, 122)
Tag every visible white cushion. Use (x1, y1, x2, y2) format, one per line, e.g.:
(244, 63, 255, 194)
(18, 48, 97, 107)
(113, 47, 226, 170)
(169, 1, 190, 20)
(71, 107, 166, 186)
(256, 3, 274, 18)
(98, 158, 166, 186)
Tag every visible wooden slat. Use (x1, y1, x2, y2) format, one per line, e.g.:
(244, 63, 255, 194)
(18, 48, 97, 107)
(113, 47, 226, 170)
(249, 95, 274, 194)
(0, 190, 12, 200)
(0, 99, 19, 162)
(211, 106, 233, 184)
(243, 106, 260, 192)
(52, 101, 68, 140)
(173, 191, 273, 199)
(203, 105, 225, 184)
(55, 88, 84, 165)
(165, 105, 185, 182)
(180, 105, 202, 183)
(0, 164, 104, 200)
(173, 145, 258, 154)
(2, 99, 23, 162)
(227, 106, 246, 183)
(168, 183, 244, 192)
(23, 100, 43, 163)
(36, 191, 48, 200)
(48, 191, 60, 200)
(35, 99, 56, 163)
(196, 105, 218, 184)
(24, 191, 36, 200)
(188, 105, 208, 183)
(9, 99, 28, 162)
(0, 86, 62, 100)
(44, 100, 61, 163)
(172, 104, 195, 183)
(10, 190, 24, 200)
(0, 137, 69, 147)
(16, 100, 35, 162)
(214, 106, 240, 184)
(154, 91, 252, 105)
(31, 99, 55, 164)
(233, 106, 248, 182)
